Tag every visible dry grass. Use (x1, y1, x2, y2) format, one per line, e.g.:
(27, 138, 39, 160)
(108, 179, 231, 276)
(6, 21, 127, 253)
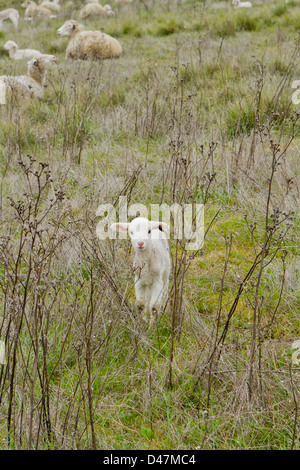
(0, 0, 299, 450)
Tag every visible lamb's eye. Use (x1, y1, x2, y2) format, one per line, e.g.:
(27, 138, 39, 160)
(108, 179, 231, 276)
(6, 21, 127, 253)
(148, 229, 151, 234)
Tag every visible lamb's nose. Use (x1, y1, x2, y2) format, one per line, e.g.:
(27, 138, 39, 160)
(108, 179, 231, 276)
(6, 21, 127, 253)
(138, 241, 144, 248)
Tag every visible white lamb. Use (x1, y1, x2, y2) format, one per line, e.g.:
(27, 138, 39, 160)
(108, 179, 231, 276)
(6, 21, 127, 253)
(0, 8, 20, 29)
(110, 217, 170, 323)
(0, 55, 58, 100)
(21, 0, 56, 20)
(4, 40, 45, 60)
(232, 0, 252, 7)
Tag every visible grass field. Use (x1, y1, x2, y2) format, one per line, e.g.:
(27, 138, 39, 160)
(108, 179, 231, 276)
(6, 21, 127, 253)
(0, 0, 299, 450)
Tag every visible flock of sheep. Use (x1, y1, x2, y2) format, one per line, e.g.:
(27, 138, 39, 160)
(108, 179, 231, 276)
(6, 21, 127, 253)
(0, 0, 123, 100)
(0, 0, 253, 101)
(0, 0, 252, 323)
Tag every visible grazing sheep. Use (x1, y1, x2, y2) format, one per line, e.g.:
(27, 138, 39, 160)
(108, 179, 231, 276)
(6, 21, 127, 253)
(0, 55, 58, 100)
(0, 8, 20, 29)
(57, 20, 122, 60)
(110, 217, 170, 323)
(39, 0, 61, 13)
(21, 0, 56, 20)
(79, 3, 115, 19)
(232, 0, 252, 7)
(4, 40, 44, 60)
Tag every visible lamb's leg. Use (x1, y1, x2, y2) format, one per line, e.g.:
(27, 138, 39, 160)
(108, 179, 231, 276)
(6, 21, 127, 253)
(149, 278, 164, 325)
(135, 279, 147, 319)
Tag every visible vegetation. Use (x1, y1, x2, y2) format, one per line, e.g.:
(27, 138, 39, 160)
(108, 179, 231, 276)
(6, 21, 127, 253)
(0, 0, 299, 450)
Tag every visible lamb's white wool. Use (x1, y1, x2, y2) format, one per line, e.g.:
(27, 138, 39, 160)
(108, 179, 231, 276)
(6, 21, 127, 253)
(21, 0, 56, 20)
(57, 20, 122, 60)
(232, 0, 252, 7)
(110, 217, 170, 322)
(4, 40, 44, 60)
(0, 8, 20, 29)
(0, 54, 58, 100)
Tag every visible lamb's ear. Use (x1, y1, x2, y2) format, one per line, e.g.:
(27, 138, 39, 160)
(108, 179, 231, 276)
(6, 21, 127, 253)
(151, 221, 169, 232)
(110, 222, 129, 232)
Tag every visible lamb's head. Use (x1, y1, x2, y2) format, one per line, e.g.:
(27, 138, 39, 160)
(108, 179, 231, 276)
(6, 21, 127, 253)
(28, 54, 58, 69)
(4, 41, 18, 52)
(111, 217, 169, 253)
(27, 54, 58, 81)
(57, 20, 83, 37)
(232, 0, 240, 5)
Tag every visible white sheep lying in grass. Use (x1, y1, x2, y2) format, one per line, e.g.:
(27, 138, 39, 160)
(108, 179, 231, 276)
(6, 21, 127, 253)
(39, 0, 61, 14)
(232, 0, 252, 7)
(0, 55, 58, 100)
(0, 8, 20, 29)
(4, 40, 45, 60)
(22, 0, 56, 20)
(57, 20, 122, 60)
(110, 217, 170, 323)
(83, 0, 114, 5)
(79, 3, 115, 19)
